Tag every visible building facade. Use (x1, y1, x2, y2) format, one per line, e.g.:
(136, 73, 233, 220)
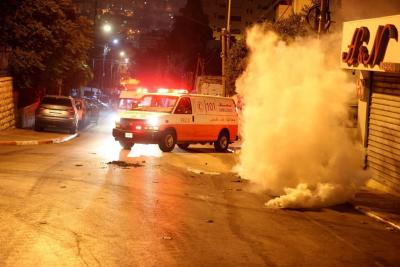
(341, 15, 400, 195)
(202, 0, 275, 40)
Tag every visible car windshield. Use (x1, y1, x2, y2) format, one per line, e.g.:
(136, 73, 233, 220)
(133, 95, 178, 113)
(41, 97, 72, 107)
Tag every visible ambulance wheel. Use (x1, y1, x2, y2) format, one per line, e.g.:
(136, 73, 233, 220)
(119, 140, 134, 150)
(178, 144, 190, 150)
(214, 131, 229, 152)
(159, 130, 176, 152)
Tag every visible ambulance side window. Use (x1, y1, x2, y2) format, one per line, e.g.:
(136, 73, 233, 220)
(174, 97, 192, 114)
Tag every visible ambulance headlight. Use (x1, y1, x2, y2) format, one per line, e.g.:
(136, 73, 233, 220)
(115, 115, 121, 127)
(147, 117, 159, 127)
(145, 117, 160, 131)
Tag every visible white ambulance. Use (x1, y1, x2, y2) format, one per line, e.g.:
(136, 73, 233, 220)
(112, 92, 238, 152)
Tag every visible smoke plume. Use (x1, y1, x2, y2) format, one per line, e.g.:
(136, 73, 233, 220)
(236, 26, 369, 209)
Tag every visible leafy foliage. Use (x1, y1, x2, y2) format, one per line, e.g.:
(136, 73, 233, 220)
(225, 6, 314, 95)
(267, 13, 312, 42)
(225, 39, 248, 96)
(0, 0, 93, 106)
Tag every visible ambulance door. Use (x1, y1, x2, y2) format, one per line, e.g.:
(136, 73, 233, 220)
(191, 97, 214, 141)
(173, 97, 194, 141)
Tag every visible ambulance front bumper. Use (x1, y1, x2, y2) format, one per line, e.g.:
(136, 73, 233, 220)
(112, 128, 161, 144)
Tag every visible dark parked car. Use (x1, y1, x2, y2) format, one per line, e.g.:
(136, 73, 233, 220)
(83, 97, 100, 123)
(35, 95, 79, 134)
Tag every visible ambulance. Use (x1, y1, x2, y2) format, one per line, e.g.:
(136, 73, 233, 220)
(117, 88, 148, 112)
(112, 92, 238, 152)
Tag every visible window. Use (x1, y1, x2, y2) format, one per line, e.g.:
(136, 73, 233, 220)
(174, 97, 192, 114)
(119, 98, 139, 110)
(230, 15, 241, 22)
(135, 95, 178, 113)
(231, 28, 241, 34)
(41, 97, 72, 107)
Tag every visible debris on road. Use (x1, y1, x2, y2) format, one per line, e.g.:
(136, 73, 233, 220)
(107, 160, 144, 168)
(187, 168, 220, 175)
(75, 164, 83, 167)
(206, 219, 214, 223)
(162, 236, 173, 240)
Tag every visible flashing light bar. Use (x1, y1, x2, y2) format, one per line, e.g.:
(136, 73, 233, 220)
(156, 88, 188, 94)
(136, 87, 148, 93)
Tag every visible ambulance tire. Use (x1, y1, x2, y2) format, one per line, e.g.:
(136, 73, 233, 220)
(214, 131, 229, 152)
(159, 130, 176, 152)
(119, 140, 134, 150)
(178, 144, 190, 150)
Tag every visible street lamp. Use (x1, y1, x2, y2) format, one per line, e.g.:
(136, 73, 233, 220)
(119, 51, 125, 58)
(101, 23, 112, 94)
(102, 23, 112, 34)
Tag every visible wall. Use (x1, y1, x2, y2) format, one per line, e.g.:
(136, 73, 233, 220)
(0, 77, 15, 130)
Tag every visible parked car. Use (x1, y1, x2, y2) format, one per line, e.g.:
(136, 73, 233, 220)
(93, 97, 109, 110)
(85, 98, 100, 123)
(35, 95, 79, 134)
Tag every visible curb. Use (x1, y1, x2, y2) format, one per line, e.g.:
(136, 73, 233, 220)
(354, 205, 400, 231)
(0, 133, 78, 146)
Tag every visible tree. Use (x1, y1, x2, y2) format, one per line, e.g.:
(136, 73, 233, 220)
(165, 0, 213, 84)
(225, 39, 248, 96)
(225, 7, 314, 96)
(0, 0, 93, 107)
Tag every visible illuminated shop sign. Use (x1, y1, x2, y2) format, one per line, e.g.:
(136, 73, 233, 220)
(341, 15, 400, 72)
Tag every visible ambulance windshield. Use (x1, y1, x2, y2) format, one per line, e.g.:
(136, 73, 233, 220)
(118, 98, 139, 110)
(133, 95, 179, 113)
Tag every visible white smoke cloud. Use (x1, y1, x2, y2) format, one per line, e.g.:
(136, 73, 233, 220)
(235, 26, 369, 209)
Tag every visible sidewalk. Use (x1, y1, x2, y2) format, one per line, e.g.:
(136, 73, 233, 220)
(0, 128, 77, 145)
(351, 188, 400, 231)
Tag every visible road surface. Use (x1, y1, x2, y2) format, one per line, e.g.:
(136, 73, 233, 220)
(0, 112, 399, 266)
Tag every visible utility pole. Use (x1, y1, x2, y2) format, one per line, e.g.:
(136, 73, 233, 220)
(93, 0, 98, 33)
(226, 0, 232, 52)
(318, 0, 329, 38)
(101, 44, 109, 94)
(221, 28, 227, 97)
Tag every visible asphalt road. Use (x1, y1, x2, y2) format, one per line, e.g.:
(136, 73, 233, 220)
(0, 112, 400, 267)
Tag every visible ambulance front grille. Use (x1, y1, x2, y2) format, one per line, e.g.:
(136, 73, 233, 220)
(120, 119, 144, 130)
